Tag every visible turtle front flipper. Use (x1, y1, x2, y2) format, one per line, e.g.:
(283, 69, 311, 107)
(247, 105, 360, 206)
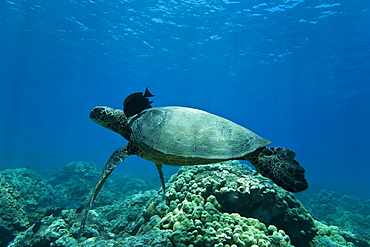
(245, 147, 308, 193)
(155, 163, 166, 194)
(77, 145, 130, 242)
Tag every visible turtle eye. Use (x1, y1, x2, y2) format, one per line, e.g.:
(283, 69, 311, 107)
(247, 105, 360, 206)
(90, 108, 100, 119)
(262, 148, 273, 156)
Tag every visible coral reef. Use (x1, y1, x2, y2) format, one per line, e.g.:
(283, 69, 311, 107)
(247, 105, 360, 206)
(48, 161, 103, 208)
(297, 189, 370, 244)
(1, 161, 369, 247)
(0, 174, 29, 246)
(0, 167, 57, 245)
(0, 168, 55, 214)
(159, 196, 293, 246)
(161, 161, 315, 246)
(0, 162, 155, 247)
(312, 221, 369, 247)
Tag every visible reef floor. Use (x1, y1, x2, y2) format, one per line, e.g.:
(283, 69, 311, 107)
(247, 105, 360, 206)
(0, 161, 369, 247)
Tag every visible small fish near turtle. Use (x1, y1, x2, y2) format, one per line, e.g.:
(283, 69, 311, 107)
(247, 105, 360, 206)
(78, 88, 308, 241)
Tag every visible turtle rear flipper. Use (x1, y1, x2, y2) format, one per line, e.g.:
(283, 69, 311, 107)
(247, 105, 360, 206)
(246, 147, 308, 193)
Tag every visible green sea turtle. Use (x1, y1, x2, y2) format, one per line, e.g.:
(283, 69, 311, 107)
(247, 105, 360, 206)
(78, 88, 308, 240)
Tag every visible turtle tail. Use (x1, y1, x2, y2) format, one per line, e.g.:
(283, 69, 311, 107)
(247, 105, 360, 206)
(245, 147, 308, 193)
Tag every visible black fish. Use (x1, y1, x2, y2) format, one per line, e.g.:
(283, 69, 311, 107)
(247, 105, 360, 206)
(123, 87, 155, 118)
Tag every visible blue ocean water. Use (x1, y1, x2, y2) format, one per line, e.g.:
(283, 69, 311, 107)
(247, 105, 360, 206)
(0, 0, 369, 199)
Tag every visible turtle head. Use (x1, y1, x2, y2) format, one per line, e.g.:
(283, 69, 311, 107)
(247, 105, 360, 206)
(90, 106, 130, 139)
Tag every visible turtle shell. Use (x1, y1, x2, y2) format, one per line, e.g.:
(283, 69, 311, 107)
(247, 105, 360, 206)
(129, 106, 271, 166)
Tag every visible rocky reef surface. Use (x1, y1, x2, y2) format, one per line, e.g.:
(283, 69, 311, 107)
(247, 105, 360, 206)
(0, 161, 369, 247)
(297, 189, 370, 243)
